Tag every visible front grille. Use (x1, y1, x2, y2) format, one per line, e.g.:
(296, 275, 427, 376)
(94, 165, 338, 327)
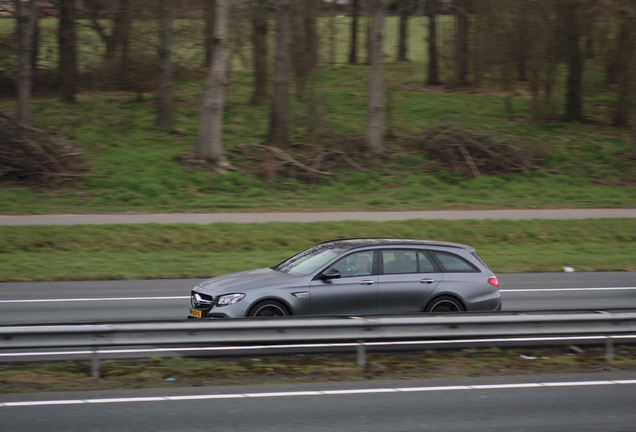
(191, 291, 215, 308)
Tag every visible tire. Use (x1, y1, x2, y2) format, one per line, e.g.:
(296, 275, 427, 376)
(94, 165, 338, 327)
(248, 300, 289, 317)
(425, 295, 465, 313)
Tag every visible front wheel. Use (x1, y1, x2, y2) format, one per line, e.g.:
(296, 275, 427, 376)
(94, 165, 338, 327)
(248, 300, 289, 317)
(425, 296, 465, 313)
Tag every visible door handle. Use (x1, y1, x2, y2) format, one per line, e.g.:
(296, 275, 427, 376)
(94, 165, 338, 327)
(360, 280, 375, 285)
(419, 278, 434, 284)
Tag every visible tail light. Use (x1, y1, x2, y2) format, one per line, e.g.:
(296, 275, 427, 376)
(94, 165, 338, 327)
(487, 276, 499, 288)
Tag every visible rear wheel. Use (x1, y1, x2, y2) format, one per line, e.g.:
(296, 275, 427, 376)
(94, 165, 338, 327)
(425, 296, 465, 313)
(248, 300, 289, 317)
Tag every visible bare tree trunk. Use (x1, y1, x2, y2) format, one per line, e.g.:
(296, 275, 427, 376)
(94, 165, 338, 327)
(291, 0, 318, 99)
(454, 0, 470, 87)
(366, 0, 386, 155)
(426, 0, 441, 85)
(195, 0, 231, 167)
(251, 0, 268, 105)
(563, 0, 583, 122)
(203, 0, 216, 67)
(268, 0, 291, 147)
(365, 2, 373, 65)
(31, 7, 39, 73)
(14, 0, 37, 125)
(396, 0, 412, 62)
(626, 0, 636, 157)
(59, 0, 77, 103)
(116, 0, 133, 82)
(610, 11, 635, 127)
(156, 0, 174, 127)
(348, 0, 359, 64)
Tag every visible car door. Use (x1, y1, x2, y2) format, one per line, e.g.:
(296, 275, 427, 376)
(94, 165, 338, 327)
(377, 249, 442, 314)
(310, 250, 378, 316)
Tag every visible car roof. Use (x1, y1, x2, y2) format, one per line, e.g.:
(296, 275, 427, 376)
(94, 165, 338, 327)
(314, 238, 475, 252)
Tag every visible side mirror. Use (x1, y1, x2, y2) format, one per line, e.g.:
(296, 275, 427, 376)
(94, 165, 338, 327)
(320, 268, 341, 280)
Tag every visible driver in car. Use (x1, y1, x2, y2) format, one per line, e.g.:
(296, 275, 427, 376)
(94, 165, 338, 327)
(354, 255, 371, 275)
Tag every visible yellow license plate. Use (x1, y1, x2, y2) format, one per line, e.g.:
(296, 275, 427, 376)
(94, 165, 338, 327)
(189, 308, 203, 318)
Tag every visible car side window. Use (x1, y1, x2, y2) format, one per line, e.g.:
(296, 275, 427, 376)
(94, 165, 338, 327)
(417, 251, 436, 273)
(431, 251, 478, 272)
(382, 250, 418, 274)
(328, 251, 375, 277)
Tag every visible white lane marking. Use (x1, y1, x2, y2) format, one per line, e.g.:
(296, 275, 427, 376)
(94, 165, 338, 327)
(87, 397, 166, 404)
(2, 286, 635, 303)
(0, 296, 188, 304)
(2, 379, 635, 407)
(500, 287, 636, 293)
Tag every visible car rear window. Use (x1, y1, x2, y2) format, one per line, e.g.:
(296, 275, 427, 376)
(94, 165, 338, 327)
(431, 251, 479, 273)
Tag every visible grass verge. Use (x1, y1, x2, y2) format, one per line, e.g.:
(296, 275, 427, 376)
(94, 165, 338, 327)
(1, 219, 635, 281)
(2, 346, 635, 394)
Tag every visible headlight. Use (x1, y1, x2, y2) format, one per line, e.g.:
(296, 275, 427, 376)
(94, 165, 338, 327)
(217, 293, 246, 306)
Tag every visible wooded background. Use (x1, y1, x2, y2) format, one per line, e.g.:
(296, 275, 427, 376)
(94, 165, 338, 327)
(1, 0, 635, 163)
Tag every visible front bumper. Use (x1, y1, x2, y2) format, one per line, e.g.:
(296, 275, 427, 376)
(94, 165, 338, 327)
(189, 290, 248, 319)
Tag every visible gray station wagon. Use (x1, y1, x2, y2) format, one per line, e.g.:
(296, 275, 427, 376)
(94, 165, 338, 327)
(188, 238, 501, 319)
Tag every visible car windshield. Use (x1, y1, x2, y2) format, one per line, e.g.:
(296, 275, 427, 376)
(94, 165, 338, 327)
(273, 247, 343, 275)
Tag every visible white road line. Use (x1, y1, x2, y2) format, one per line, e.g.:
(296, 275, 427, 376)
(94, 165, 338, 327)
(2, 379, 635, 407)
(2, 286, 635, 303)
(499, 287, 636, 293)
(0, 296, 188, 303)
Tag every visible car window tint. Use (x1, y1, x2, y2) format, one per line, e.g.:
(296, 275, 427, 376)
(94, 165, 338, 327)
(277, 249, 341, 275)
(329, 251, 375, 277)
(417, 251, 436, 273)
(382, 250, 417, 274)
(432, 251, 478, 272)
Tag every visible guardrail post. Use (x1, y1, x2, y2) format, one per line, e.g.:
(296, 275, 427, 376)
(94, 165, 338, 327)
(357, 340, 366, 368)
(91, 347, 101, 378)
(605, 337, 614, 363)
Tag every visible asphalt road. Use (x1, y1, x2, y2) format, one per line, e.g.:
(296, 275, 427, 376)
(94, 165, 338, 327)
(2, 373, 636, 432)
(1, 272, 634, 325)
(2, 208, 636, 225)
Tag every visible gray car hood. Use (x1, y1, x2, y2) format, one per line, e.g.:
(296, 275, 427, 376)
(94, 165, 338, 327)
(194, 268, 304, 294)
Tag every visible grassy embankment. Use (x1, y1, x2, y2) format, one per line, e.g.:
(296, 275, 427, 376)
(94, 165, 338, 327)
(0, 18, 634, 214)
(0, 18, 634, 281)
(2, 218, 635, 281)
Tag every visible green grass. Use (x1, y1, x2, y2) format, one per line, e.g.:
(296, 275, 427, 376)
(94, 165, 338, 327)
(2, 346, 635, 394)
(0, 71, 634, 214)
(2, 219, 635, 281)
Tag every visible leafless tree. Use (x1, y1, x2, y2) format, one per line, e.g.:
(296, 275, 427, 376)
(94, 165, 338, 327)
(396, 0, 414, 62)
(452, 0, 471, 87)
(84, 0, 133, 69)
(59, 0, 77, 103)
(251, 0, 268, 105)
(203, 0, 216, 68)
(195, 0, 232, 168)
(291, 0, 318, 99)
(610, 9, 635, 127)
(366, 0, 386, 155)
(348, 0, 360, 64)
(268, 0, 291, 147)
(562, 0, 584, 122)
(622, 0, 636, 157)
(14, 0, 38, 125)
(156, 0, 174, 127)
(426, 0, 441, 85)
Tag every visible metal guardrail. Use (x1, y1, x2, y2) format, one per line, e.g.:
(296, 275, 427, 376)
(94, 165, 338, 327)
(2, 312, 636, 377)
